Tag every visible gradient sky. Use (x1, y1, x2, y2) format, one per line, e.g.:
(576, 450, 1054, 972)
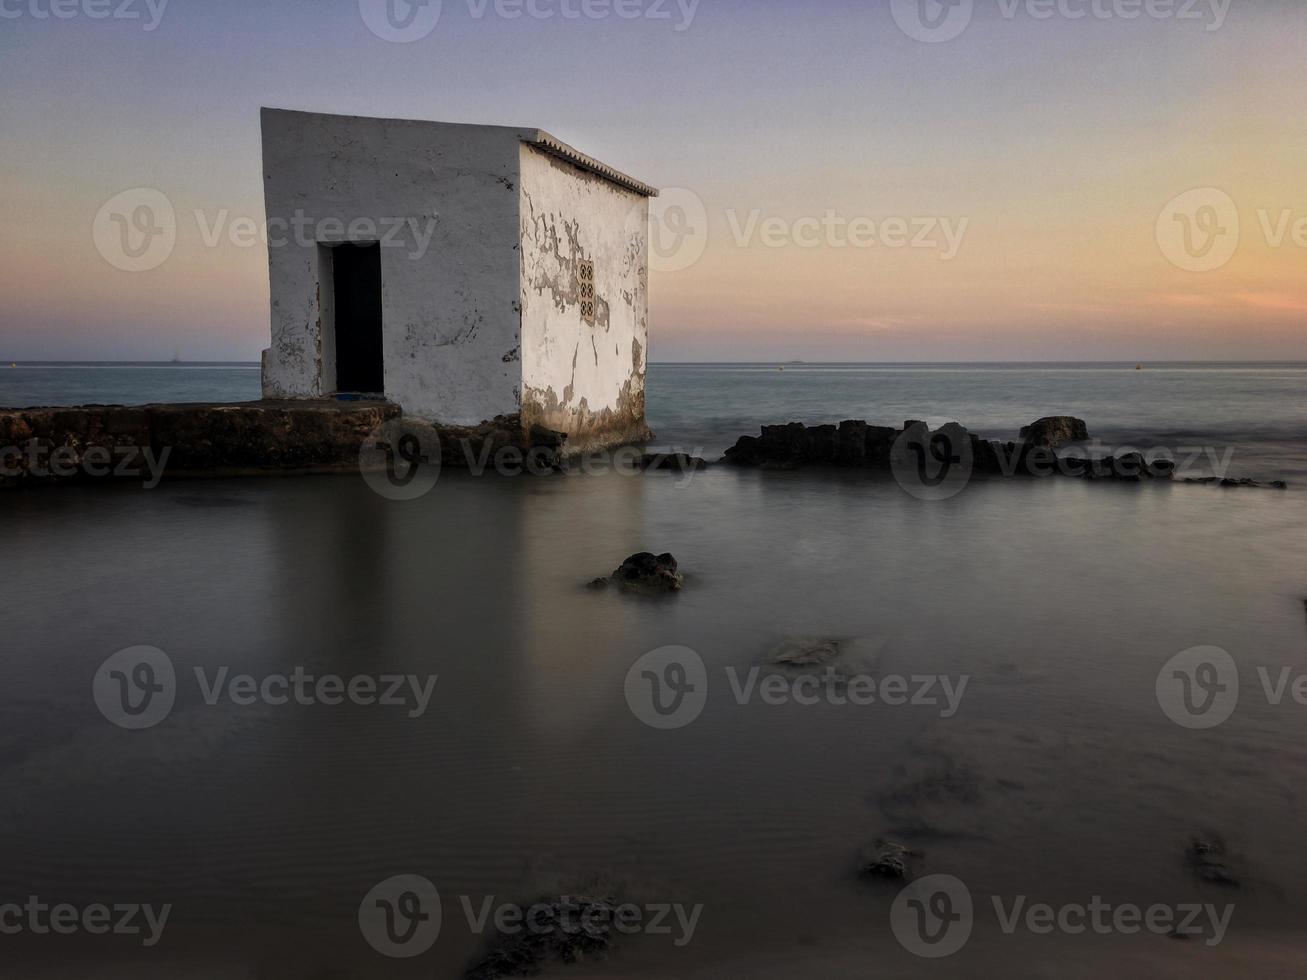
(1, 0, 1304, 361)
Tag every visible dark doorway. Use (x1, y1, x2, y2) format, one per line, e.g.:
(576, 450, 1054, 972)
(332, 242, 384, 394)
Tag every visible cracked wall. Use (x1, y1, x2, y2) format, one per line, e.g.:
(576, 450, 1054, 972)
(518, 144, 650, 451)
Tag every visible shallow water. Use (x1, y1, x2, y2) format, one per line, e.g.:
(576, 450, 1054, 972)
(6, 466, 1307, 975)
(3, 363, 1307, 975)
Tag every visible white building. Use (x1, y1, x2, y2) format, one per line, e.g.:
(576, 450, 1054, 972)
(259, 108, 658, 451)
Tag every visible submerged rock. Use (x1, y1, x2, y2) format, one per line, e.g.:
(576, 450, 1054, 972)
(610, 553, 683, 593)
(769, 637, 842, 668)
(464, 895, 619, 980)
(860, 839, 915, 881)
(1019, 416, 1090, 448)
(1186, 835, 1241, 888)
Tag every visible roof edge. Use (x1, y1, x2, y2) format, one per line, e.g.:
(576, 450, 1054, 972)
(525, 131, 659, 198)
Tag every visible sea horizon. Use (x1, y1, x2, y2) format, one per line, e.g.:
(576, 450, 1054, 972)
(5, 359, 1307, 368)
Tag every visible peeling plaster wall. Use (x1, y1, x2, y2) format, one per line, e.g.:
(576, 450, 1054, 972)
(518, 144, 650, 450)
(260, 109, 524, 425)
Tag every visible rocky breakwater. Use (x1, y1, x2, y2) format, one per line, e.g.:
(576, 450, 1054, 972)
(723, 417, 1177, 483)
(0, 401, 580, 488)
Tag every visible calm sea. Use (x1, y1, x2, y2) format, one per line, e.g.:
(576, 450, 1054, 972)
(3, 361, 1307, 976)
(3, 360, 1305, 482)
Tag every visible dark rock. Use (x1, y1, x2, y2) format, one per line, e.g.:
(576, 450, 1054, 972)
(721, 435, 761, 467)
(865, 425, 897, 463)
(807, 424, 839, 462)
(1272, 481, 1288, 490)
(1186, 835, 1241, 888)
(860, 840, 915, 881)
(835, 420, 868, 466)
(527, 425, 569, 451)
(1019, 416, 1090, 448)
(770, 638, 842, 668)
(464, 895, 618, 980)
(1061, 454, 1173, 482)
(611, 553, 683, 593)
(586, 578, 609, 591)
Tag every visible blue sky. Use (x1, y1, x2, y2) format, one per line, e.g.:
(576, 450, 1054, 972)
(1, 0, 1303, 360)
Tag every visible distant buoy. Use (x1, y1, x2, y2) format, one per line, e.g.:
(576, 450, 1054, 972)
(8, 363, 14, 368)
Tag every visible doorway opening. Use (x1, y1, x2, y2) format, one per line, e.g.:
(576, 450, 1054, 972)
(330, 242, 384, 395)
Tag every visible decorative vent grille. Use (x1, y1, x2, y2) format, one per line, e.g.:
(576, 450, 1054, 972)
(579, 260, 595, 325)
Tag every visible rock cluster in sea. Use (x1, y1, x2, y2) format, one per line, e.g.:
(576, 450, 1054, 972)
(721, 417, 1174, 482)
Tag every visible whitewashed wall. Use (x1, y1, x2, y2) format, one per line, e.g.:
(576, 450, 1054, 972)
(260, 109, 525, 425)
(518, 144, 650, 451)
